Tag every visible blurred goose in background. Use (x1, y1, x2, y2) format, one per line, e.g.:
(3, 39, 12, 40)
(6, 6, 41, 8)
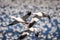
(7, 11, 31, 26)
(17, 27, 40, 40)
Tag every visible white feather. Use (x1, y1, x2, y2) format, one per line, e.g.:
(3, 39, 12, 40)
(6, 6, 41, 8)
(33, 12, 43, 16)
(22, 32, 29, 35)
(30, 18, 39, 23)
(29, 28, 39, 32)
(10, 16, 25, 22)
(29, 28, 35, 32)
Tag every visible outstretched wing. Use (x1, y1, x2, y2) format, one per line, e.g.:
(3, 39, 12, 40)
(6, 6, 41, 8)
(35, 32, 39, 37)
(17, 34, 27, 40)
(7, 20, 20, 26)
(18, 30, 30, 40)
(22, 11, 31, 21)
(27, 21, 36, 28)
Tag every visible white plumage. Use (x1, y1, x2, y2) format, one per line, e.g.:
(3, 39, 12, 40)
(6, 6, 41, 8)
(32, 12, 43, 16)
(21, 32, 29, 35)
(10, 16, 25, 23)
(7, 12, 32, 26)
(30, 17, 39, 23)
(32, 12, 50, 19)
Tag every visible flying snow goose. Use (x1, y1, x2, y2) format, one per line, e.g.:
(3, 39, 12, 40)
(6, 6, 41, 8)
(7, 12, 31, 26)
(28, 11, 50, 19)
(17, 27, 40, 40)
(33, 12, 50, 19)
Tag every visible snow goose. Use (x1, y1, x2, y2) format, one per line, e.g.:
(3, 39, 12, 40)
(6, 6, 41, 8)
(17, 27, 40, 40)
(28, 11, 50, 19)
(7, 12, 31, 26)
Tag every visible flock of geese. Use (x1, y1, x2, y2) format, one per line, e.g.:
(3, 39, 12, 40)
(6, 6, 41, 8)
(5, 11, 50, 40)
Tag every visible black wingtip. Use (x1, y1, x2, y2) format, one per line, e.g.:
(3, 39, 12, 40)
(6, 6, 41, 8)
(48, 15, 51, 19)
(7, 23, 13, 26)
(27, 11, 31, 15)
(42, 12, 51, 19)
(28, 21, 36, 28)
(17, 34, 27, 40)
(42, 12, 46, 17)
(35, 32, 39, 37)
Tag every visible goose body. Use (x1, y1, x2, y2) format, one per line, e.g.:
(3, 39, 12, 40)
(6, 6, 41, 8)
(30, 17, 39, 23)
(10, 16, 25, 23)
(33, 12, 43, 16)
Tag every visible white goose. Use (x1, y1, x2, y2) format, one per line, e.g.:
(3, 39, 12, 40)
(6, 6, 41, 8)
(17, 27, 40, 40)
(32, 12, 50, 19)
(7, 11, 31, 26)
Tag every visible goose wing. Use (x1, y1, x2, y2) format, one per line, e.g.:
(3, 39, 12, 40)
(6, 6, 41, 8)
(18, 34, 27, 40)
(27, 21, 36, 28)
(7, 20, 20, 26)
(22, 11, 31, 21)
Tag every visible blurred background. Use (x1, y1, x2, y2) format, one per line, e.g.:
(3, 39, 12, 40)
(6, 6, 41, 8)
(0, 0, 60, 40)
